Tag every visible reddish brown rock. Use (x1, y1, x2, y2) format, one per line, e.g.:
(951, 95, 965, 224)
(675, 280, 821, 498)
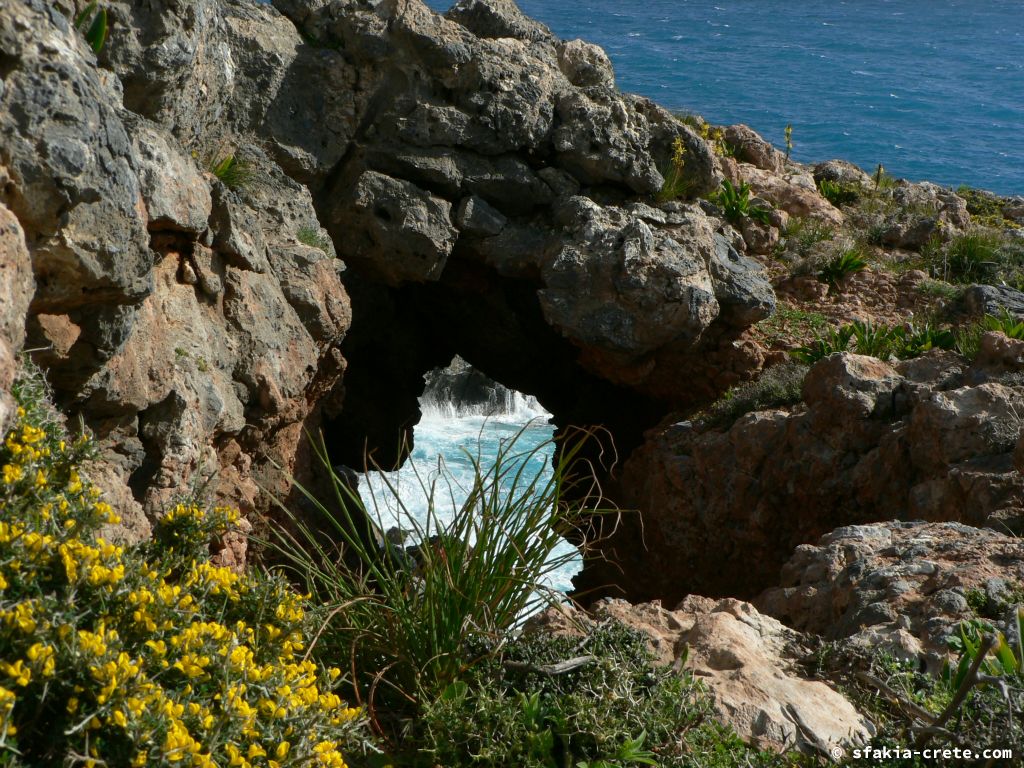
(0, 203, 33, 437)
(582, 350, 1024, 603)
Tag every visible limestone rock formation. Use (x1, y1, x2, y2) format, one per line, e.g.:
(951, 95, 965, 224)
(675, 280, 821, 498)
(758, 521, 1024, 668)
(527, 598, 875, 755)
(588, 348, 1024, 603)
(1, 0, 351, 535)
(0, 204, 34, 437)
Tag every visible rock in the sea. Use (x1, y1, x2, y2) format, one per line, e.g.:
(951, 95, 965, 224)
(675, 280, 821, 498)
(528, 598, 874, 755)
(757, 521, 1024, 667)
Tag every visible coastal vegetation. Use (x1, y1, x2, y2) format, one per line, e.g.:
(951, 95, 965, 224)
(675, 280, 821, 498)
(0, 364, 368, 766)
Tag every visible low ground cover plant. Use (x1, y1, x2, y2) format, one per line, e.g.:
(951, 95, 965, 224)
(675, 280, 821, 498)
(415, 621, 786, 768)
(712, 180, 772, 225)
(928, 228, 1024, 287)
(813, 610, 1024, 767)
(791, 320, 957, 364)
(0, 364, 367, 766)
(819, 248, 869, 289)
(697, 362, 809, 430)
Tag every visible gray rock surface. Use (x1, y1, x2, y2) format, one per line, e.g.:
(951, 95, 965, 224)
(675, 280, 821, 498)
(964, 284, 1024, 320)
(758, 521, 1024, 668)
(1, 0, 351, 537)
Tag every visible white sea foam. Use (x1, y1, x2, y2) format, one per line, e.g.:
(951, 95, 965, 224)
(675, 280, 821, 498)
(359, 392, 582, 595)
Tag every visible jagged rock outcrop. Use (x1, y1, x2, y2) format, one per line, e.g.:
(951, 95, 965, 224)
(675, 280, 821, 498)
(0, 204, 34, 438)
(4, 0, 1017, 619)
(0, 0, 779, 533)
(264, 0, 774, 466)
(1, 0, 351, 535)
(527, 598, 875, 754)
(758, 521, 1024, 668)
(587, 346, 1024, 603)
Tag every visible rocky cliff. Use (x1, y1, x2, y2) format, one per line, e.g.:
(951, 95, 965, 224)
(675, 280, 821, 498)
(0, 0, 779, 529)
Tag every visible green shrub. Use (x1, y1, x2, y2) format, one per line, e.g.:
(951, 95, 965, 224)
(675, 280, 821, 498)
(954, 323, 985, 359)
(791, 325, 856, 364)
(208, 154, 253, 190)
(269, 429, 605, 715)
(814, 641, 1022, 768)
(791, 320, 956, 363)
(712, 180, 771, 225)
(698, 362, 809, 429)
(934, 229, 1004, 283)
(297, 225, 332, 254)
(780, 218, 835, 260)
(916, 278, 961, 302)
(848, 320, 897, 358)
(887, 323, 956, 358)
(0, 362, 368, 766)
(819, 248, 869, 288)
(816, 178, 862, 208)
(415, 620, 784, 768)
(956, 185, 1014, 225)
(984, 309, 1024, 339)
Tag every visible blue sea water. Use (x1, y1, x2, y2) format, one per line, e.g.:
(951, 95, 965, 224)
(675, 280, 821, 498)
(360, 396, 580, 593)
(428, 0, 1024, 196)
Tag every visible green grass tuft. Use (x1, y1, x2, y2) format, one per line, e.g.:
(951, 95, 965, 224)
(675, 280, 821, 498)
(297, 225, 332, 254)
(208, 154, 253, 190)
(267, 427, 610, 713)
(698, 362, 809, 430)
(817, 178, 862, 207)
(819, 248, 869, 288)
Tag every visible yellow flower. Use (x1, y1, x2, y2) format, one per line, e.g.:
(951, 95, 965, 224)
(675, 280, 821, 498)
(2, 464, 23, 484)
(26, 643, 56, 677)
(246, 744, 266, 759)
(2, 660, 32, 687)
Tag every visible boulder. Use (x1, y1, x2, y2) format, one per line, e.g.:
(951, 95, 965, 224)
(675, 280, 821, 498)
(538, 203, 719, 356)
(528, 599, 874, 755)
(0, 204, 34, 436)
(724, 124, 786, 174)
(725, 161, 844, 226)
(556, 39, 615, 87)
(963, 284, 1024, 320)
(589, 350, 1024, 602)
(758, 521, 1024, 666)
(813, 159, 872, 188)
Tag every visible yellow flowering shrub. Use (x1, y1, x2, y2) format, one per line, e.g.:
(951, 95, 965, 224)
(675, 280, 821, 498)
(0, 369, 367, 766)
